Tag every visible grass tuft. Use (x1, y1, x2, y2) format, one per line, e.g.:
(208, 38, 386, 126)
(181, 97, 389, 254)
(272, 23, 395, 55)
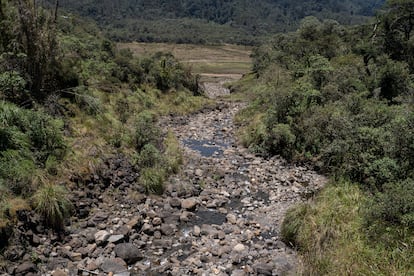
(32, 183, 72, 230)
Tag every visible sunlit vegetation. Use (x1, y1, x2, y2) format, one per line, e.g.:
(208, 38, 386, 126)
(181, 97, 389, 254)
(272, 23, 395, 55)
(55, 0, 384, 44)
(0, 0, 208, 233)
(233, 0, 414, 273)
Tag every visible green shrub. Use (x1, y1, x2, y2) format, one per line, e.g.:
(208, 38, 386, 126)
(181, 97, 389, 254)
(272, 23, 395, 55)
(0, 150, 37, 195)
(135, 143, 162, 168)
(163, 131, 183, 174)
(134, 111, 160, 151)
(139, 168, 165, 195)
(365, 179, 414, 232)
(32, 183, 72, 230)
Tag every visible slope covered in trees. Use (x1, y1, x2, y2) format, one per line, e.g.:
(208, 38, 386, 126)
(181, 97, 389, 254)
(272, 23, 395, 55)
(55, 0, 385, 44)
(232, 0, 414, 273)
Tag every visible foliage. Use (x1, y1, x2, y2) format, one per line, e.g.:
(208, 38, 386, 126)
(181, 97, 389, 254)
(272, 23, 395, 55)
(237, 4, 414, 274)
(163, 131, 183, 174)
(138, 168, 165, 195)
(55, 0, 384, 44)
(133, 111, 160, 151)
(32, 183, 72, 230)
(282, 182, 414, 275)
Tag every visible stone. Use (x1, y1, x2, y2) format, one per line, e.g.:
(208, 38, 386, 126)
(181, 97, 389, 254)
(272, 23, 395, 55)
(253, 263, 273, 276)
(226, 214, 237, 224)
(169, 198, 181, 208)
(94, 230, 110, 245)
(100, 259, 127, 273)
(193, 225, 201, 236)
(15, 262, 36, 274)
(160, 224, 175, 236)
(52, 269, 68, 276)
(114, 243, 143, 264)
(152, 217, 162, 226)
(69, 252, 82, 262)
(195, 169, 204, 177)
(181, 198, 198, 210)
(233, 244, 246, 252)
(108, 235, 125, 244)
(141, 223, 154, 235)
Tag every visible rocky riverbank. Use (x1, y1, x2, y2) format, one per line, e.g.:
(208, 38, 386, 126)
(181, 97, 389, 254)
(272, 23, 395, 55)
(1, 82, 326, 276)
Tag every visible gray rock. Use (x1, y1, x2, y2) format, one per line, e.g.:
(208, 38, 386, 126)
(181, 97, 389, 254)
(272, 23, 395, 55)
(253, 263, 273, 275)
(152, 217, 162, 226)
(100, 259, 127, 273)
(94, 230, 110, 245)
(160, 224, 175, 236)
(169, 198, 182, 208)
(114, 243, 143, 264)
(108, 234, 125, 244)
(15, 262, 36, 275)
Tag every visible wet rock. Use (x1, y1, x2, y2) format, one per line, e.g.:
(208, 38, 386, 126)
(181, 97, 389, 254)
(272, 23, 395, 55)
(114, 243, 143, 264)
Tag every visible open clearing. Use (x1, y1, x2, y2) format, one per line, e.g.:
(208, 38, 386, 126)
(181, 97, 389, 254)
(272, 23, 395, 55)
(118, 42, 253, 81)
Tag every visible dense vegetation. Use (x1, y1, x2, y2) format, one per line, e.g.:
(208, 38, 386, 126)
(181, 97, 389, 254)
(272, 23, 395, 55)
(54, 0, 384, 44)
(234, 0, 414, 273)
(0, 0, 207, 233)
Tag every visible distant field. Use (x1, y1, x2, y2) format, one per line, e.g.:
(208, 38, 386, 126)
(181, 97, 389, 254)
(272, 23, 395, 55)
(118, 43, 253, 82)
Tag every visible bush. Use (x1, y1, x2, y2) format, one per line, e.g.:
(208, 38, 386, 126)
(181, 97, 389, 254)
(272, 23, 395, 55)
(135, 143, 162, 168)
(139, 168, 165, 195)
(134, 111, 160, 151)
(163, 131, 183, 174)
(32, 183, 72, 230)
(365, 179, 414, 231)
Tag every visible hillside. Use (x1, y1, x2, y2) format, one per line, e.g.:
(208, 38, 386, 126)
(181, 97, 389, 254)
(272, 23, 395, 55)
(56, 0, 385, 44)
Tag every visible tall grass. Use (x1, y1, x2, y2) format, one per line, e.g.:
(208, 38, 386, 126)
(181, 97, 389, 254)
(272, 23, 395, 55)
(282, 181, 414, 275)
(32, 184, 72, 230)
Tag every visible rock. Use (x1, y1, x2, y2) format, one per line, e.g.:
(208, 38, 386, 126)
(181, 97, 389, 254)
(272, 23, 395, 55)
(193, 225, 201, 236)
(195, 169, 204, 177)
(141, 223, 154, 235)
(181, 198, 198, 210)
(152, 217, 162, 226)
(108, 234, 125, 244)
(15, 262, 36, 275)
(180, 211, 193, 222)
(169, 198, 182, 208)
(114, 243, 143, 264)
(94, 230, 110, 245)
(52, 269, 68, 276)
(233, 244, 246, 252)
(69, 252, 82, 262)
(231, 269, 247, 276)
(100, 259, 127, 273)
(253, 263, 273, 275)
(226, 213, 237, 224)
(160, 224, 175, 236)
(127, 216, 141, 229)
